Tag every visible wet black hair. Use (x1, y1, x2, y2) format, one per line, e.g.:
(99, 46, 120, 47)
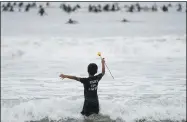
(87, 63, 98, 76)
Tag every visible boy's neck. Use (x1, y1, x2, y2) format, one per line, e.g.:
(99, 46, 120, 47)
(89, 74, 94, 77)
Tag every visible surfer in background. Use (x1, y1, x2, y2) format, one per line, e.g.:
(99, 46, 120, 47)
(66, 18, 78, 24)
(59, 58, 105, 117)
(121, 18, 129, 22)
(38, 6, 47, 16)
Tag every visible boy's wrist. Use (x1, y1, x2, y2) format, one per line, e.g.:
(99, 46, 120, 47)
(63, 75, 67, 78)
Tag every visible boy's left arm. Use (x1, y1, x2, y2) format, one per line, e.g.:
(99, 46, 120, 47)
(59, 74, 80, 81)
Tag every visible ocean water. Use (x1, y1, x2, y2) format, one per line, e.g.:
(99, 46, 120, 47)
(1, 2, 186, 122)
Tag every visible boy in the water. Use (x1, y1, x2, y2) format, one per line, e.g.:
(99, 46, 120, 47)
(59, 58, 105, 116)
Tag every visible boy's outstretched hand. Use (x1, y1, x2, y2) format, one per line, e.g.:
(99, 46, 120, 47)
(59, 74, 66, 79)
(59, 74, 80, 81)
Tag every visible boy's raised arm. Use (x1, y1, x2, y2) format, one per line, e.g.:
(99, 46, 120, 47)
(101, 58, 105, 75)
(59, 74, 80, 81)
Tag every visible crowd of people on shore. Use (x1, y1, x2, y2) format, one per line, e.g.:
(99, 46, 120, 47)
(1, 2, 185, 24)
(1, 2, 49, 16)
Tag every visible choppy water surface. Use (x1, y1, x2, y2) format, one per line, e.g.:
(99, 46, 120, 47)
(1, 2, 186, 122)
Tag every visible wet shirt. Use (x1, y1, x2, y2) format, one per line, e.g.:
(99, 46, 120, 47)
(79, 73, 103, 101)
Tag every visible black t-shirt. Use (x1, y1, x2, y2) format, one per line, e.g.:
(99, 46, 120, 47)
(79, 73, 103, 101)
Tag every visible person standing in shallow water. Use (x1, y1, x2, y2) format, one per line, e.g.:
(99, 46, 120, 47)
(59, 58, 105, 116)
(38, 6, 47, 16)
